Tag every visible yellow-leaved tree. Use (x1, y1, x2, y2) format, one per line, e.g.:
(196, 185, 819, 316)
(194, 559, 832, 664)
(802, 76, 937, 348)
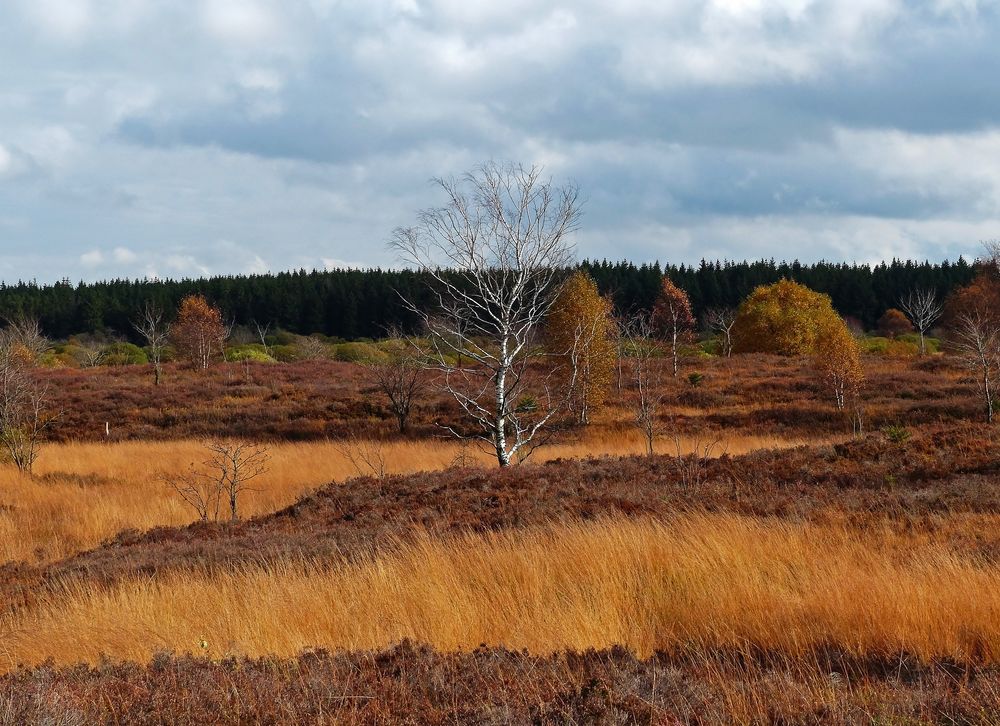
(732, 280, 864, 428)
(733, 279, 840, 355)
(813, 317, 864, 413)
(546, 271, 616, 425)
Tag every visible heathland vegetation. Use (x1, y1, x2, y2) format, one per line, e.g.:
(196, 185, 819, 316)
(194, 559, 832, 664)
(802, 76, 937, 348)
(5, 167, 1000, 723)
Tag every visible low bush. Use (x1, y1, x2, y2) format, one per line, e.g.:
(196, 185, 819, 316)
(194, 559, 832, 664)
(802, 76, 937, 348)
(269, 344, 300, 362)
(333, 342, 389, 365)
(225, 345, 276, 363)
(898, 332, 940, 354)
(101, 342, 149, 366)
(861, 337, 919, 357)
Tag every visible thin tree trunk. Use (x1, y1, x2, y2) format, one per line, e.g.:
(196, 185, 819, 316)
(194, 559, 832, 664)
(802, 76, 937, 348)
(984, 365, 994, 424)
(672, 327, 679, 377)
(495, 343, 510, 467)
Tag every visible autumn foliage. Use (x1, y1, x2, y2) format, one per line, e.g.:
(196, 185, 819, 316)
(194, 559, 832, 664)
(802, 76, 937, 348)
(651, 277, 695, 376)
(170, 295, 227, 371)
(547, 272, 616, 424)
(813, 317, 864, 413)
(877, 308, 913, 338)
(733, 279, 842, 355)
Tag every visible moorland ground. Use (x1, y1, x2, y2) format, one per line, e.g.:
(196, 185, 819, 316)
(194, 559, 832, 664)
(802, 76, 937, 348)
(2, 351, 1000, 724)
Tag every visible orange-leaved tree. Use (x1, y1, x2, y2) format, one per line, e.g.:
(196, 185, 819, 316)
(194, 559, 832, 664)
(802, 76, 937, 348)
(546, 271, 616, 425)
(170, 294, 227, 371)
(877, 308, 913, 338)
(651, 277, 695, 377)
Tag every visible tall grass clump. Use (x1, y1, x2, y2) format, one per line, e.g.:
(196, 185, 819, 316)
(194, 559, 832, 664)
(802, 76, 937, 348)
(4, 514, 1000, 669)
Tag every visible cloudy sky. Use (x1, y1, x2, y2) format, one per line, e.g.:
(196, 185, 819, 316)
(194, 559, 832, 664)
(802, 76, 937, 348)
(0, 0, 997, 282)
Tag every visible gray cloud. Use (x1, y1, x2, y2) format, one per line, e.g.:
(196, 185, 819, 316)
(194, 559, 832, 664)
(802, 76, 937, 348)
(0, 0, 997, 282)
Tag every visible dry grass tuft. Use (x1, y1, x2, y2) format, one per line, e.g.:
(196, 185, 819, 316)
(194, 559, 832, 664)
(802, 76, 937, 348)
(5, 514, 1000, 670)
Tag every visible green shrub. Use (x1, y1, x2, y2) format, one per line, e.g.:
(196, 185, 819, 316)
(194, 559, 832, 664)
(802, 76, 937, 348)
(333, 342, 388, 365)
(699, 339, 722, 356)
(101, 342, 148, 366)
(860, 336, 890, 354)
(269, 344, 300, 362)
(860, 336, 919, 357)
(687, 372, 704, 387)
(225, 344, 276, 363)
(272, 330, 299, 346)
(882, 424, 912, 445)
(897, 332, 940, 354)
(515, 395, 538, 414)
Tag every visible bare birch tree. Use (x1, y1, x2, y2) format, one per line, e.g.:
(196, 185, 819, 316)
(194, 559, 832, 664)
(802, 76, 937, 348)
(952, 310, 1000, 423)
(134, 303, 170, 385)
(253, 320, 273, 358)
(391, 161, 581, 467)
(623, 315, 665, 456)
(899, 289, 943, 355)
(704, 307, 737, 357)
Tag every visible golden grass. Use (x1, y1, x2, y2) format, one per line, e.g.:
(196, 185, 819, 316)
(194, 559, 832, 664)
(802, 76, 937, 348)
(0, 431, 813, 566)
(4, 513, 1000, 670)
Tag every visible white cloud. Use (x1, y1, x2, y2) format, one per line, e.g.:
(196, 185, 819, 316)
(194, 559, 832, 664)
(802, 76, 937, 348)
(112, 246, 137, 263)
(0, 0, 997, 284)
(201, 0, 280, 45)
(21, 0, 92, 40)
(833, 127, 1000, 217)
(239, 68, 283, 92)
(322, 257, 362, 270)
(0, 145, 12, 176)
(80, 249, 103, 267)
(20, 125, 78, 172)
(164, 254, 211, 277)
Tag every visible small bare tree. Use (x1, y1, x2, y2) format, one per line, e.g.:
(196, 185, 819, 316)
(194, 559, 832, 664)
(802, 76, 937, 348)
(952, 310, 1000, 423)
(134, 303, 170, 385)
(6, 318, 49, 362)
(369, 332, 425, 434)
(77, 342, 105, 368)
(623, 315, 666, 456)
(164, 441, 269, 522)
(672, 434, 723, 488)
(0, 320, 58, 474)
(253, 320, 273, 358)
(205, 441, 269, 521)
(391, 161, 581, 467)
(704, 307, 737, 357)
(162, 463, 222, 522)
(296, 335, 331, 360)
(335, 435, 388, 478)
(899, 289, 943, 355)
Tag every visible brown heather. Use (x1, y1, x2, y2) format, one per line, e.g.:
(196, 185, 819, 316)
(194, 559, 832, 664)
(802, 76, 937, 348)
(1, 352, 999, 723)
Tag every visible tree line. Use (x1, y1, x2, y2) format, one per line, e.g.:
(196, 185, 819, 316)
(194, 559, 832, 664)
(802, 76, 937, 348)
(0, 257, 976, 342)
